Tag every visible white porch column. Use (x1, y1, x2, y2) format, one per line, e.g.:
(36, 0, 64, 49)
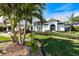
(6, 26, 9, 33)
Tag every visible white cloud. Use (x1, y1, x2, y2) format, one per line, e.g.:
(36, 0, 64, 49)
(45, 10, 79, 21)
(74, 13, 79, 16)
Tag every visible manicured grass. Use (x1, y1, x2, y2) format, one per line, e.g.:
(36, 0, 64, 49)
(0, 36, 11, 42)
(34, 35, 79, 56)
(1, 34, 79, 56)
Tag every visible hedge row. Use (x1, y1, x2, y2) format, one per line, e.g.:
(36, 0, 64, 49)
(73, 26, 79, 31)
(0, 26, 11, 32)
(34, 31, 79, 40)
(0, 26, 6, 32)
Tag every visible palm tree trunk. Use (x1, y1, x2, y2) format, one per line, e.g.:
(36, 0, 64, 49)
(70, 25, 71, 31)
(70, 23, 73, 32)
(30, 17, 33, 39)
(11, 26, 17, 43)
(11, 17, 18, 43)
(18, 22, 22, 44)
(22, 20, 27, 44)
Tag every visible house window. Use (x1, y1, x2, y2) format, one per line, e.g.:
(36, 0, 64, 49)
(34, 22, 37, 26)
(34, 21, 40, 26)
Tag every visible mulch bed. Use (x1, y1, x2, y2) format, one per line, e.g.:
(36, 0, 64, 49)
(0, 42, 43, 56)
(0, 42, 30, 56)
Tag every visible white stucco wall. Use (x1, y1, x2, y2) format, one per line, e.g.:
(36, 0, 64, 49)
(33, 20, 65, 32)
(42, 24, 49, 32)
(57, 24, 65, 31)
(42, 21, 58, 32)
(33, 26, 37, 31)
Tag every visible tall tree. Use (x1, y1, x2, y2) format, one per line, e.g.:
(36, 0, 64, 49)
(0, 3, 45, 45)
(68, 13, 74, 31)
(0, 4, 20, 43)
(21, 3, 45, 44)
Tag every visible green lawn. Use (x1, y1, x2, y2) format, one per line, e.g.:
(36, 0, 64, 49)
(1, 33, 79, 56)
(0, 36, 11, 42)
(34, 35, 79, 56)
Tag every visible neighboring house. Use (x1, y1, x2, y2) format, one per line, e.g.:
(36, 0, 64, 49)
(0, 21, 11, 32)
(73, 22, 79, 26)
(32, 19, 66, 32)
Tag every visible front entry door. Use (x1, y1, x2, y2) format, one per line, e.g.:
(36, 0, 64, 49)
(50, 24, 55, 30)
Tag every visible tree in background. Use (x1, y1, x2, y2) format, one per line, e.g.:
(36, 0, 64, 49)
(68, 13, 75, 31)
(67, 13, 79, 31)
(73, 16, 79, 22)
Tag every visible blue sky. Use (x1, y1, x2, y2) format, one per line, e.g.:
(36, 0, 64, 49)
(44, 3, 79, 21)
(0, 3, 79, 23)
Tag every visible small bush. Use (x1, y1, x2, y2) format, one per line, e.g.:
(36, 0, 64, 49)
(26, 33, 31, 39)
(25, 40, 38, 53)
(26, 33, 35, 39)
(73, 26, 79, 31)
(0, 26, 6, 32)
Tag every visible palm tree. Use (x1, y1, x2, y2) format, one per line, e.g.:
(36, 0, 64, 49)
(21, 3, 45, 44)
(0, 3, 45, 45)
(68, 13, 74, 31)
(0, 4, 19, 43)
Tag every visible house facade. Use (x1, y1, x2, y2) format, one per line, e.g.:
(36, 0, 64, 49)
(1, 18, 77, 32)
(32, 20, 66, 32)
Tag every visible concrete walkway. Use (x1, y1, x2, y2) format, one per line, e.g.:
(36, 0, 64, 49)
(49, 36, 78, 41)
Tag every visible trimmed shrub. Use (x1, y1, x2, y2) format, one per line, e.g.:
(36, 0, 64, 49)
(34, 31, 79, 40)
(25, 40, 38, 53)
(73, 26, 79, 31)
(0, 26, 6, 32)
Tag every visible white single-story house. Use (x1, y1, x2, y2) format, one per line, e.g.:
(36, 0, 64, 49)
(1, 17, 79, 32)
(32, 19, 66, 32)
(14, 19, 79, 32)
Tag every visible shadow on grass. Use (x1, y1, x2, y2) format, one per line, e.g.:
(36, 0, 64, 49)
(37, 37, 79, 56)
